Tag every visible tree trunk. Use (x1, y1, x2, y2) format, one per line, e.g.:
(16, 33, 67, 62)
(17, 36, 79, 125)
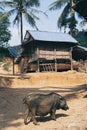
(20, 12, 23, 44)
(20, 12, 24, 74)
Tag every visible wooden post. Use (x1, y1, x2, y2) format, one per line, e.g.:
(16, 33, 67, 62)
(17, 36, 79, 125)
(85, 60, 87, 73)
(70, 47, 73, 71)
(12, 58, 15, 75)
(54, 49, 57, 72)
(20, 58, 24, 74)
(37, 59, 39, 72)
(37, 47, 39, 72)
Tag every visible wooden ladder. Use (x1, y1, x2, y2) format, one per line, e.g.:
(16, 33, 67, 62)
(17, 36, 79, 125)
(40, 64, 54, 72)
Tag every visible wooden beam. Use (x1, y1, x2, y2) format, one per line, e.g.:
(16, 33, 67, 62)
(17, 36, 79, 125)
(12, 58, 15, 75)
(54, 49, 57, 72)
(37, 47, 39, 72)
(70, 47, 73, 71)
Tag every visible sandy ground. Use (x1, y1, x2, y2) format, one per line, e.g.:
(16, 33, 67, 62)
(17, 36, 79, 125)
(0, 66, 87, 130)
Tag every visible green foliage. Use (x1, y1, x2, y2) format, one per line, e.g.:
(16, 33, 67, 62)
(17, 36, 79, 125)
(49, 0, 78, 34)
(0, 12, 11, 47)
(58, 3, 70, 28)
(0, 47, 10, 58)
(75, 31, 87, 47)
(68, 14, 78, 29)
(49, 0, 68, 10)
(0, 0, 41, 43)
(8, 0, 40, 27)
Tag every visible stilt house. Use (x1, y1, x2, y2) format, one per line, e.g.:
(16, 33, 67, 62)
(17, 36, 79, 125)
(21, 30, 79, 72)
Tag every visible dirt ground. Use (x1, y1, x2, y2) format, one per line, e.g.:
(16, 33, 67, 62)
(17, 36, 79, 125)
(0, 69, 87, 130)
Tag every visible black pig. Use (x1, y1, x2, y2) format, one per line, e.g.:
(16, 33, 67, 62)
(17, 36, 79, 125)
(23, 92, 69, 125)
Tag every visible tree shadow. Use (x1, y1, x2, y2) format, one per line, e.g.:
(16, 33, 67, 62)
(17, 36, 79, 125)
(0, 77, 12, 87)
(64, 84, 87, 100)
(71, 84, 87, 92)
(42, 84, 87, 100)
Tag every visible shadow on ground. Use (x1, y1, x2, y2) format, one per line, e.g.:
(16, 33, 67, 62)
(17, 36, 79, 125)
(0, 77, 12, 87)
(0, 83, 87, 129)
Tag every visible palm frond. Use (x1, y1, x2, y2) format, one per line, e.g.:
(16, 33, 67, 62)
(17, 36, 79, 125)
(0, 7, 4, 11)
(57, 3, 70, 28)
(28, 8, 48, 17)
(25, 0, 40, 8)
(13, 13, 19, 26)
(25, 14, 36, 27)
(4, 9, 17, 17)
(23, 9, 36, 27)
(68, 13, 78, 28)
(49, 0, 67, 10)
(80, 19, 87, 27)
(29, 10, 40, 20)
(0, 0, 41, 42)
(0, 1, 16, 8)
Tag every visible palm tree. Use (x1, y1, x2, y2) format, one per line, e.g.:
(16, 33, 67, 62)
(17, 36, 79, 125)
(49, 0, 78, 35)
(0, 0, 41, 44)
(0, 0, 43, 73)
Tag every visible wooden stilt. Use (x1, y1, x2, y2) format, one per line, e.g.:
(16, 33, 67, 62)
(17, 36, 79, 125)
(37, 59, 40, 72)
(70, 47, 73, 71)
(12, 58, 15, 75)
(37, 47, 39, 72)
(54, 49, 57, 72)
